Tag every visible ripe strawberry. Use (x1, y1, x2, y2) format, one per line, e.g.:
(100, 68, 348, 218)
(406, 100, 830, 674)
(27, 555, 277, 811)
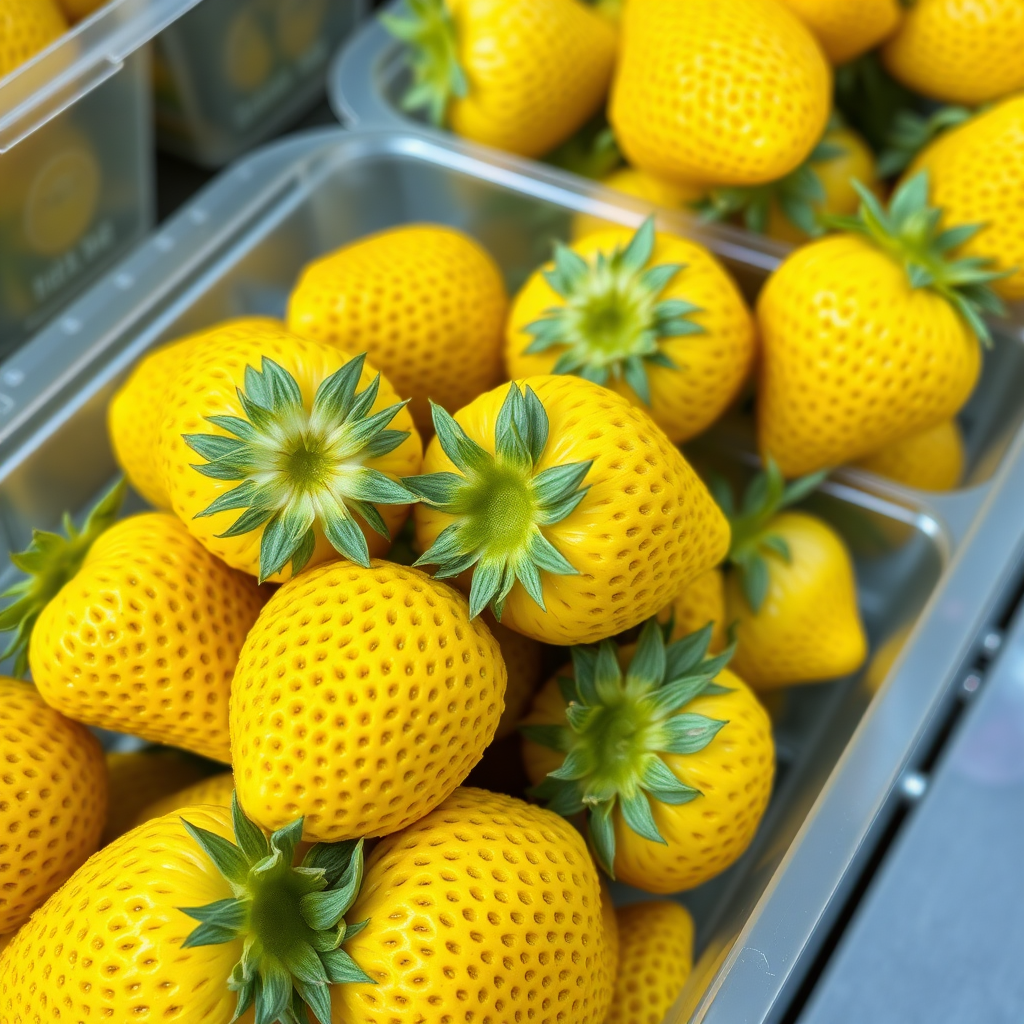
(758, 173, 1005, 477)
(610, 0, 831, 187)
(0, 0, 66, 78)
(855, 418, 965, 491)
(383, 0, 617, 158)
(287, 225, 508, 437)
(231, 559, 506, 842)
(0, 678, 106, 934)
(133, 771, 235, 827)
(659, 567, 728, 654)
(778, 0, 902, 65)
(522, 618, 774, 893)
(505, 218, 756, 445)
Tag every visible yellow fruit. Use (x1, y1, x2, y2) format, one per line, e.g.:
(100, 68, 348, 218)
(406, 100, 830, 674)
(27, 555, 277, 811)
(133, 770, 235, 827)
(0, 0, 66, 79)
(108, 317, 281, 509)
(485, 611, 543, 739)
(27, 509, 265, 761)
(909, 95, 1024, 300)
(659, 566, 728, 653)
(384, 0, 617, 158)
(571, 166, 705, 241)
(0, 678, 106, 934)
(882, 0, 1024, 105)
(756, 174, 995, 478)
(410, 376, 730, 644)
(855, 418, 965, 491)
(610, 0, 831, 187)
(778, 0, 901, 65)
(506, 220, 756, 444)
(287, 224, 508, 436)
(231, 559, 506, 842)
(522, 619, 774, 893)
(335, 786, 615, 1024)
(726, 510, 867, 689)
(102, 748, 214, 844)
(606, 901, 695, 1024)
(159, 322, 423, 582)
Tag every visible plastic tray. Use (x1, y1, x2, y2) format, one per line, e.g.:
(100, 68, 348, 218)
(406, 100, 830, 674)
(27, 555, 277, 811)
(0, 0, 211, 353)
(327, 5, 1024, 493)
(154, 0, 366, 167)
(3, 128, 1024, 1024)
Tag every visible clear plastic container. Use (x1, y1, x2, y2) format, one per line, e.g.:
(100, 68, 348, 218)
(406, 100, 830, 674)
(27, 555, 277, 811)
(3, 128, 1024, 1023)
(153, 0, 366, 166)
(327, 6, 1024, 492)
(0, 0, 209, 354)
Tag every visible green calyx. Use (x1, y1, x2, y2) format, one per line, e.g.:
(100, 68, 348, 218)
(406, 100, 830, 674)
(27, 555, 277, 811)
(696, 137, 846, 238)
(829, 171, 1009, 346)
(876, 106, 973, 178)
(522, 618, 734, 878)
(381, 0, 467, 127)
(544, 114, 622, 180)
(405, 382, 591, 620)
(0, 477, 126, 675)
(524, 217, 703, 405)
(184, 353, 415, 583)
(180, 794, 374, 1024)
(711, 458, 827, 614)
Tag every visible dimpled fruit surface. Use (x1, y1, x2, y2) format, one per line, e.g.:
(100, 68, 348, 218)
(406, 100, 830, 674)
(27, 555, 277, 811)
(231, 561, 507, 842)
(0, 0, 66, 78)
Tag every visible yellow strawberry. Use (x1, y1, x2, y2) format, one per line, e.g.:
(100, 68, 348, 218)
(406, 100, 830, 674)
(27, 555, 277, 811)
(0, 0, 66, 78)
(610, 0, 831, 187)
(286, 225, 508, 436)
(231, 559, 506, 842)
(883, 0, 1024, 105)
(717, 461, 867, 689)
(159, 322, 422, 583)
(409, 376, 730, 645)
(606, 901, 695, 1024)
(757, 173, 1003, 478)
(659, 567, 728, 653)
(522, 618, 774, 893)
(383, 0, 617, 158)
(108, 316, 282, 509)
(0, 677, 106, 934)
(778, 0, 902, 65)
(486, 611, 544, 739)
(908, 96, 1024, 300)
(0, 482, 265, 761)
(505, 219, 756, 445)
(133, 771, 235, 827)
(103, 748, 215, 843)
(855, 418, 965, 491)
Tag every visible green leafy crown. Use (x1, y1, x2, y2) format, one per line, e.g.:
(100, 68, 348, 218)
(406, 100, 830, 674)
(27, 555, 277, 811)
(522, 618, 734, 878)
(876, 105, 973, 178)
(381, 0, 467, 127)
(829, 171, 1009, 346)
(0, 477, 126, 675)
(180, 794, 374, 1024)
(405, 382, 591, 620)
(710, 458, 826, 614)
(523, 216, 703, 405)
(184, 353, 415, 583)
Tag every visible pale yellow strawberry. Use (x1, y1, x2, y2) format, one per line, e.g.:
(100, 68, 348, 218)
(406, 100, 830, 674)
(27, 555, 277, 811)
(0, 0, 66, 78)
(659, 567, 728, 653)
(855, 418, 965, 491)
(132, 771, 235, 827)
(778, 0, 902, 65)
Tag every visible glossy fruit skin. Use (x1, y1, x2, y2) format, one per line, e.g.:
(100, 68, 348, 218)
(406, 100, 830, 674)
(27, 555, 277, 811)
(0, 0, 66, 78)
(524, 666, 772, 892)
(909, 96, 1024, 300)
(757, 233, 981, 478)
(444, 0, 616, 158)
(160, 326, 422, 582)
(108, 317, 281, 509)
(287, 225, 508, 437)
(415, 376, 731, 645)
(855, 418, 964, 491)
(882, 0, 1024, 105)
(506, 229, 757, 444)
(232, 560, 506, 842)
(485, 612, 543, 740)
(606, 901, 694, 1024)
(29, 513, 265, 761)
(133, 771, 235, 827)
(0, 805, 247, 1024)
(0, 678, 106, 934)
(334, 787, 615, 1024)
(726, 511, 867, 689)
(610, 0, 831, 187)
(102, 749, 213, 844)
(659, 567, 728, 653)
(777, 0, 901, 64)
